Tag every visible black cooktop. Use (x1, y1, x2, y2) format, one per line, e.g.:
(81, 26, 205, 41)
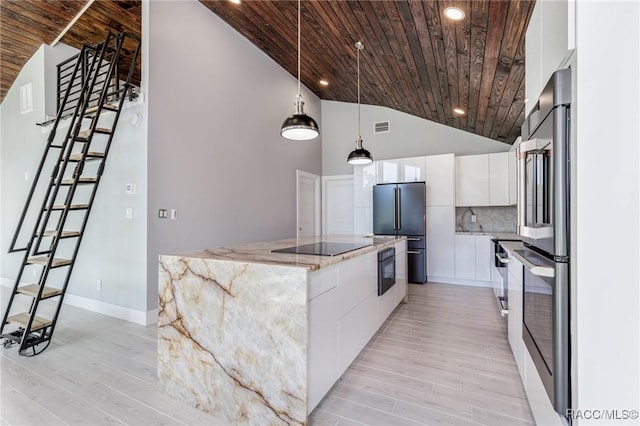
(271, 242, 372, 256)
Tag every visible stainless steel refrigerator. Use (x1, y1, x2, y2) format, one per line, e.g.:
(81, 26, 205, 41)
(373, 182, 427, 283)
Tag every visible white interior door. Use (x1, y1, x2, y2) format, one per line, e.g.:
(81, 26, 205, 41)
(322, 175, 354, 235)
(297, 170, 321, 238)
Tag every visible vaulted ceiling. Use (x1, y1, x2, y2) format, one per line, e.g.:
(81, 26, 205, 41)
(0, 0, 534, 144)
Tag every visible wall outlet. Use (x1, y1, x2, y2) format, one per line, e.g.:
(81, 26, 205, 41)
(471, 214, 477, 223)
(125, 182, 136, 195)
(158, 209, 167, 219)
(96, 280, 102, 291)
(126, 208, 134, 219)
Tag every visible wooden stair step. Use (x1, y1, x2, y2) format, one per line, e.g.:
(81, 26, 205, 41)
(60, 177, 98, 185)
(6, 313, 52, 332)
(48, 204, 89, 211)
(39, 230, 81, 238)
(85, 104, 119, 114)
(17, 284, 63, 299)
(27, 256, 72, 267)
(76, 128, 112, 140)
(69, 152, 105, 162)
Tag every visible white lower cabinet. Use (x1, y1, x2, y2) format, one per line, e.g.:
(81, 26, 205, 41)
(427, 206, 455, 279)
(475, 235, 491, 281)
(454, 235, 476, 280)
(308, 241, 407, 414)
(507, 254, 525, 382)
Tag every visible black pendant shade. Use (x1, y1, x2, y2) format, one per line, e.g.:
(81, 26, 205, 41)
(347, 137, 373, 165)
(281, 96, 319, 140)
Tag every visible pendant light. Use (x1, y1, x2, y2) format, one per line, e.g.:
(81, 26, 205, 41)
(347, 41, 373, 165)
(280, 0, 319, 141)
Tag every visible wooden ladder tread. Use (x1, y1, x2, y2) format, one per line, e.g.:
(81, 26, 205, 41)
(85, 104, 119, 114)
(49, 204, 89, 211)
(7, 313, 52, 332)
(27, 256, 72, 267)
(77, 128, 112, 140)
(61, 177, 98, 185)
(17, 284, 63, 299)
(69, 152, 105, 162)
(39, 230, 81, 238)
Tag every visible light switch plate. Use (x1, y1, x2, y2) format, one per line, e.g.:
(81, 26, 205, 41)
(126, 208, 134, 219)
(170, 209, 178, 220)
(471, 214, 477, 223)
(125, 182, 136, 195)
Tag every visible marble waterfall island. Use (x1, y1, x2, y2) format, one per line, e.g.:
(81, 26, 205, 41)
(158, 236, 406, 425)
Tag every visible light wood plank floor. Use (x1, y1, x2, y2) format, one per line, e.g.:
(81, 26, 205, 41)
(1, 283, 533, 426)
(309, 283, 534, 426)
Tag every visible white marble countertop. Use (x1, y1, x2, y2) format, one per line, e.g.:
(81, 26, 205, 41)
(165, 235, 405, 272)
(456, 231, 520, 240)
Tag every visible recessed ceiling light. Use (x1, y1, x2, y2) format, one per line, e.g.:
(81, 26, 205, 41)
(319, 79, 329, 86)
(444, 7, 465, 21)
(453, 107, 466, 115)
(229, 0, 241, 4)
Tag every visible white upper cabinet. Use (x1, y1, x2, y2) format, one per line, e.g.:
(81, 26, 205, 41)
(489, 152, 510, 206)
(399, 157, 426, 183)
(375, 159, 399, 184)
(424, 154, 455, 206)
(456, 155, 489, 206)
(525, 0, 574, 115)
(456, 153, 512, 207)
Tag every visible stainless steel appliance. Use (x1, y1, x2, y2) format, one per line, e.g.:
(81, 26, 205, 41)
(492, 239, 515, 316)
(518, 68, 571, 416)
(271, 242, 371, 256)
(373, 182, 427, 283)
(377, 247, 396, 296)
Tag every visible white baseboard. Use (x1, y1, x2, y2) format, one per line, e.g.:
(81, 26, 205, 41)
(427, 277, 496, 288)
(1, 277, 156, 326)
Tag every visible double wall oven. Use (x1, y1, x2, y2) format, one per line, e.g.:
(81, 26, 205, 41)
(518, 68, 571, 417)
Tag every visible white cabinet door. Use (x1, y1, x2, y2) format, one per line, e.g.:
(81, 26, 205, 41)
(525, 1, 542, 116)
(489, 152, 510, 206)
(424, 154, 455, 206)
(540, 0, 569, 92)
(353, 163, 376, 208)
(508, 144, 518, 206)
(475, 236, 492, 282)
(454, 235, 476, 280)
(395, 240, 408, 303)
(456, 155, 489, 206)
(427, 206, 455, 279)
(377, 284, 397, 328)
(323, 176, 354, 236)
(375, 159, 399, 184)
(308, 286, 340, 413)
(399, 157, 426, 183)
(338, 293, 378, 374)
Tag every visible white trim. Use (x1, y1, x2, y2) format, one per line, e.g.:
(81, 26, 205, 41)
(51, 0, 95, 47)
(296, 170, 321, 238)
(1, 277, 156, 326)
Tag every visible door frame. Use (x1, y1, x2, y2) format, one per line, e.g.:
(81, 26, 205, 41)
(296, 170, 321, 239)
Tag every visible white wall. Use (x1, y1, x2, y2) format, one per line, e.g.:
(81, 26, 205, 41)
(0, 44, 149, 320)
(322, 100, 510, 176)
(147, 1, 322, 308)
(574, 1, 640, 422)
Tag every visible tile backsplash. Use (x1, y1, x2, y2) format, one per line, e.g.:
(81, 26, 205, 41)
(456, 206, 517, 233)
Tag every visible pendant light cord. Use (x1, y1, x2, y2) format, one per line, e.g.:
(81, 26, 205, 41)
(297, 0, 301, 97)
(357, 43, 361, 138)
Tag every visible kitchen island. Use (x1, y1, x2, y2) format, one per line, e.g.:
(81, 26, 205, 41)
(158, 235, 407, 425)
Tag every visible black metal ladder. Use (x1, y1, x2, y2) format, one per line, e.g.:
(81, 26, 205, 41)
(0, 32, 140, 356)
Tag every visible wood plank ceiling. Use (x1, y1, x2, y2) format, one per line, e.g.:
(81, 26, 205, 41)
(0, 0, 141, 103)
(1, 0, 533, 144)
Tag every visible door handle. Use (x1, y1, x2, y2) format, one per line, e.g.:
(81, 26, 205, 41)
(495, 253, 510, 264)
(407, 250, 421, 254)
(396, 187, 402, 230)
(393, 188, 398, 230)
(407, 237, 421, 241)
(531, 266, 555, 278)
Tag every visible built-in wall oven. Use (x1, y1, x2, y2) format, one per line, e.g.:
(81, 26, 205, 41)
(518, 68, 571, 417)
(378, 247, 396, 296)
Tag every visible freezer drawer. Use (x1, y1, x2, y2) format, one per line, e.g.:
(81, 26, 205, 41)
(406, 235, 426, 249)
(407, 248, 427, 283)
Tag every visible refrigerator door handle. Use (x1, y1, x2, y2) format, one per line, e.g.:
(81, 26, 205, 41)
(393, 187, 398, 230)
(397, 188, 402, 230)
